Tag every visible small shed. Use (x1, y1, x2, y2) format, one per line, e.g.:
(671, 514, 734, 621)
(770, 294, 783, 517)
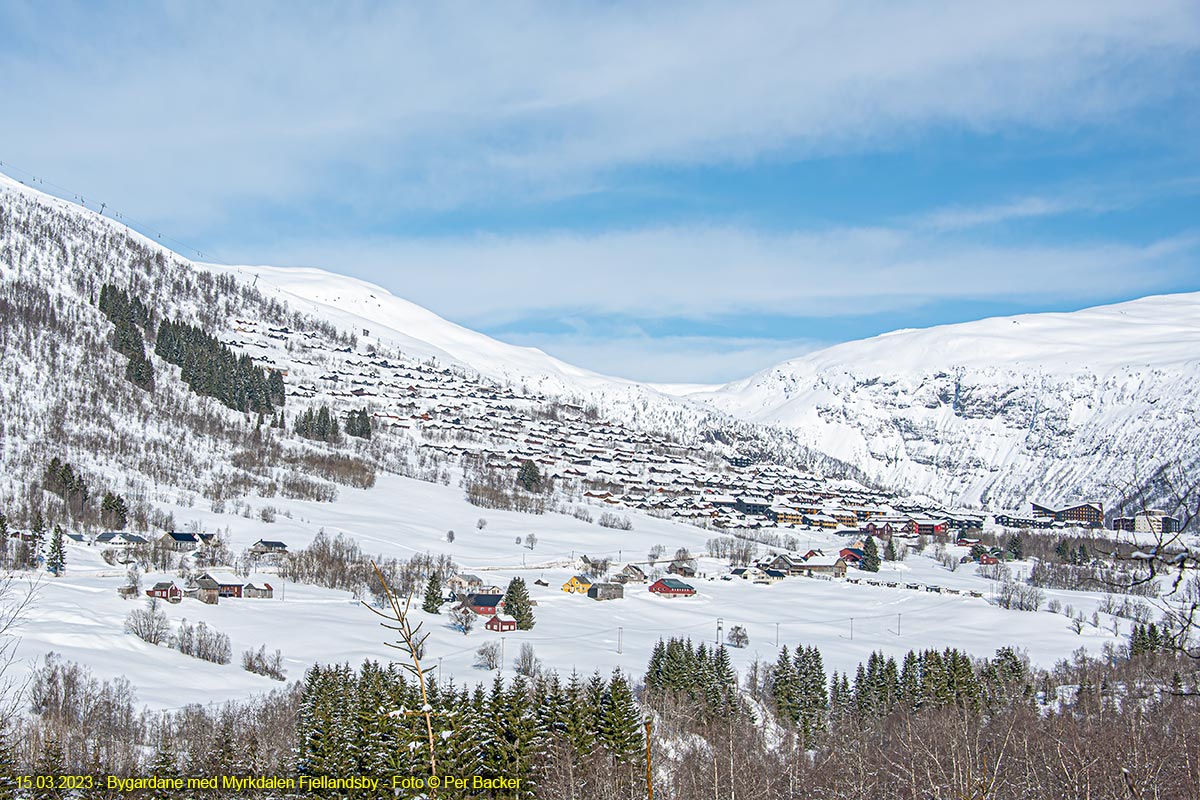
(587, 583, 624, 601)
(486, 614, 518, 632)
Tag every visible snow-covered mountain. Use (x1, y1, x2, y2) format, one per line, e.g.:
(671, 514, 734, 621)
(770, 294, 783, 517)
(685, 297, 1200, 509)
(4, 167, 1197, 516)
(0, 171, 849, 524)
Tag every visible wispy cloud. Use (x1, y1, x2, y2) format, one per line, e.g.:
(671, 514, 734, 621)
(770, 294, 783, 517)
(1, 1, 1197, 226)
(917, 196, 1110, 231)
(491, 331, 826, 385)
(256, 226, 1200, 326)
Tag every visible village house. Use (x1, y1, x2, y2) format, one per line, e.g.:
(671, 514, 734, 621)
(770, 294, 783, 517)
(189, 576, 220, 604)
(561, 575, 592, 594)
(667, 561, 697, 578)
(798, 556, 848, 579)
(249, 539, 289, 556)
(757, 568, 787, 584)
(617, 564, 647, 583)
(447, 574, 484, 596)
(159, 531, 206, 551)
(146, 581, 183, 603)
(467, 593, 505, 615)
(198, 572, 247, 598)
(839, 547, 864, 565)
(96, 532, 149, 547)
(243, 581, 274, 599)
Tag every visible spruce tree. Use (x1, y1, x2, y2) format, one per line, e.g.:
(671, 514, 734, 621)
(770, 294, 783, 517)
(646, 639, 667, 691)
(884, 537, 897, 562)
(34, 736, 66, 800)
(29, 512, 46, 569)
(861, 536, 881, 572)
(421, 574, 443, 614)
(598, 670, 643, 763)
(899, 650, 922, 709)
(771, 646, 799, 724)
(0, 726, 15, 800)
(46, 525, 65, 576)
(1006, 534, 1024, 560)
(146, 742, 180, 800)
(516, 460, 543, 492)
(503, 577, 535, 630)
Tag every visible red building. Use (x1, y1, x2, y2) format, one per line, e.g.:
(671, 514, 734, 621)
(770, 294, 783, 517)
(146, 581, 182, 603)
(485, 614, 518, 632)
(648, 578, 696, 597)
(467, 593, 505, 615)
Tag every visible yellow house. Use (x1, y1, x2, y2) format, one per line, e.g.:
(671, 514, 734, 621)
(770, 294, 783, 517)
(561, 575, 593, 594)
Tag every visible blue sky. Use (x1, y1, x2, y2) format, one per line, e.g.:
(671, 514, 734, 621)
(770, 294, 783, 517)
(2, 1, 1199, 382)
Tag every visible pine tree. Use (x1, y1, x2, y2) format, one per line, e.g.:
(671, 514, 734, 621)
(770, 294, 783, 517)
(1006, 534, 1024, 560)
(884, 537, 897, 561)
(421, 574, 442, 614)
(861, 536, 881, 572)
(503, 577, 535, 630)
(101, 492, 129, 530)
(46, 525, 65, 576)
(516, 460, 543, 492)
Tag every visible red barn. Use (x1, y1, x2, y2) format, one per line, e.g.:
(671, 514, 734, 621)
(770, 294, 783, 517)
(979, 554, 999, 566)
(486, 614, 518, 632)
(648, 578, 696, 597)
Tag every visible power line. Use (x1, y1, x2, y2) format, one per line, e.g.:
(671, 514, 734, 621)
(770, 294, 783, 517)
(0, 157, 230, 266)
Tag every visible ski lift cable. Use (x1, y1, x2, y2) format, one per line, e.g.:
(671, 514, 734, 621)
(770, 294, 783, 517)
(0, 158, 231, 266)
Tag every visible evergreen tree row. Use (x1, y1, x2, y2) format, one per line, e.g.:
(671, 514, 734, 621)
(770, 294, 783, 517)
(297, 661, 645, 799)
(645, 637, 738, 716)
(294, 406, 339, 442)
(97, 283, 154, 391)
(769, 645, 826, 745)
(155, 317, 284, 413)
(43, 457, 88, 515)
(1129, 622, 1171, 656)
(344, 408, 372, 439)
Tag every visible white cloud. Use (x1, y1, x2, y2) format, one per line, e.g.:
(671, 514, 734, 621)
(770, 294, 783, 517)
(251, 225, 1200, 326)
(0, 1, 1196, 225)
(490, 331, 825, 384)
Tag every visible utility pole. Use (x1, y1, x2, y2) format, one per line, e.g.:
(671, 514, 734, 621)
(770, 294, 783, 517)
(775, 622, 780, 647)
(645, 717, 654, 800)
(618, 626, 623, 654)
(897, 612, 901, 637)
(500, 637, 505, 672)
(716, 617, 723, 645)
(850, 617, 854, 641)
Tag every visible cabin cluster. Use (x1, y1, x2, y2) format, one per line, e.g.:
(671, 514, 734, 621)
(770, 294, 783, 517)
(140, 572, 275, 605)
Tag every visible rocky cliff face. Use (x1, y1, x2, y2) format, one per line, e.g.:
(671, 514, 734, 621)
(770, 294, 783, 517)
(688, 297, 1200, 508)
